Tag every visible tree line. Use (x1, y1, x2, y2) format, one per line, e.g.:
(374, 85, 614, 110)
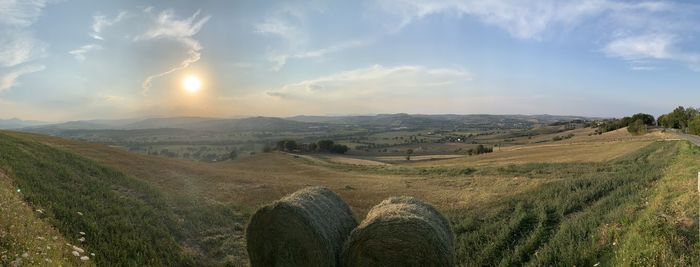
(595, 113, 655, 135)
(594, 107, 700, 136)
(272, 139, 350, 154)
(657, 106, 700, 135)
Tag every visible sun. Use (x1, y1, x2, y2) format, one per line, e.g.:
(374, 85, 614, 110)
(183, 75, 202, 93)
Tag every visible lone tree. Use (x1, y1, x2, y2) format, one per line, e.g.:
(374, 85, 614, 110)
(317, 140, 335, 152)
(330, 144, 349, 154)
(406, 149, 414, 161)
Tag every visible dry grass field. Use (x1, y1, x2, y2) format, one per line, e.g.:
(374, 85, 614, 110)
(1, 131, 546, 216)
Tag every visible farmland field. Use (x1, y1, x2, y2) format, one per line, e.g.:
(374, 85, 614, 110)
(1, 125, 698, 266)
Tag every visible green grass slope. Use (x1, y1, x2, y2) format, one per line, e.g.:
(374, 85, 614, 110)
(0, 132, 193, 266)
(0, 170, 83, 266)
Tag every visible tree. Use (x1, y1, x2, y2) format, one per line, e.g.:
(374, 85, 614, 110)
(406, 149, 414, 160)
(627, 119, 647, 135)
(229, 148, 238, 160)
(284, 140, 298, 152)
(688, 116, 700, 135)
(275, 140, 298, 152)
(630, 113, 655, 125)
(329, 144, 349, 154)
(317, 140, 335, 151)
(308, 143, 318, 152)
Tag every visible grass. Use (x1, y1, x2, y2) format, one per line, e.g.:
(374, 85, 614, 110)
(0, 132, 249, 266)
(448, 141, 699, 266)
(0, 132, 193, 266)
(2, 130, 697, 265)
(612, 141, 700, 265)
(0, 170, 83, 266)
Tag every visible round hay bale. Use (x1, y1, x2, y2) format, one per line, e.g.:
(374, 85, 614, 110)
(341, 196, 455, 267)
(246, 186, 357, 267)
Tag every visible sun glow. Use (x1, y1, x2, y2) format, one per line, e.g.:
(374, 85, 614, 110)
(183, 75, 202, 93)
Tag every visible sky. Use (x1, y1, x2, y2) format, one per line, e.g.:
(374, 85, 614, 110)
(1, 0, 700, 121)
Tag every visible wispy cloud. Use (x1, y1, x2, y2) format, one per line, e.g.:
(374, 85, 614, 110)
(136, 9, 211, 95)
(90, 11, 127, 40)
(268, 64, 472, 100)
(0, 0, 47, 27)
(255, 17, 305, 44)
(69, 44, 103, 61)
(268, 39, 372, 71)
(377, 0, 700, 71)
(254, 4, 370, 71)
(0, 31, 46, 67)
(0, 64, 45, 92)
(0, 0, 49, 92)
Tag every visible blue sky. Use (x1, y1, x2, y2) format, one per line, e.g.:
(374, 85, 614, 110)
(1, 0, 699, 121)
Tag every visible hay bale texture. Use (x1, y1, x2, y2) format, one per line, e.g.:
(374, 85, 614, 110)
(341, 196, 455, 267)
(246, 186, 357, 267)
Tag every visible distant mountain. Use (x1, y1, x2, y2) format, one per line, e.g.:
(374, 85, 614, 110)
(122, 117, 218, 130)
(287, 113, 594, 128)
(185, 117, 323, 132)
(22, 116, 324, 133)
(0, 118, 49, 129)
(20, 114, 598, 135)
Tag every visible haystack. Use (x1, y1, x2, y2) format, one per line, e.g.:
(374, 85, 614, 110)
(341, 196, 455, 267)
(246, 186, 357, 267)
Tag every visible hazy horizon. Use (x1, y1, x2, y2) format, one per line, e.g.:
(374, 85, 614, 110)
(2, 0, 700, 121)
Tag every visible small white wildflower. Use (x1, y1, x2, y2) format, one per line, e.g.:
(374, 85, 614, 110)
(72, 246, 84, 253)
(79, 232, 85, 235)
(71, 251, 79, 257)
(90, 253, 95, 256)
(80, 256, 89, 261)
(594, 263, 600, 267)
(76, 212, 83, 216)
(21, 252, 28, 258)
(78, 237, 85, 242)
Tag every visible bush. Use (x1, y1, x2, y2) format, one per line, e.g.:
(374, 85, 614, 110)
(467, 145, 493, 155)
(627, 119, 647, 135)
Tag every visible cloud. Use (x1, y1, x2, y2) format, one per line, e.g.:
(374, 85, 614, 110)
(90, 11, 127, 40)
(0, 31, 46, 67)
(0, 0, 47, 27)
(603, 33, 700, 70)
(268, 64, 472, 101)
(0, 64, 45, 92)
(255, 17, 304, 43)
(255, 3, 369, 71)
(268, 39, 372, 71)
(377, 0, 700, 70)
(101, 95, 125, 103)
(136, 9, 211, 95)
(68, 44, 102, 61)
(0, 0, 49, 92)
